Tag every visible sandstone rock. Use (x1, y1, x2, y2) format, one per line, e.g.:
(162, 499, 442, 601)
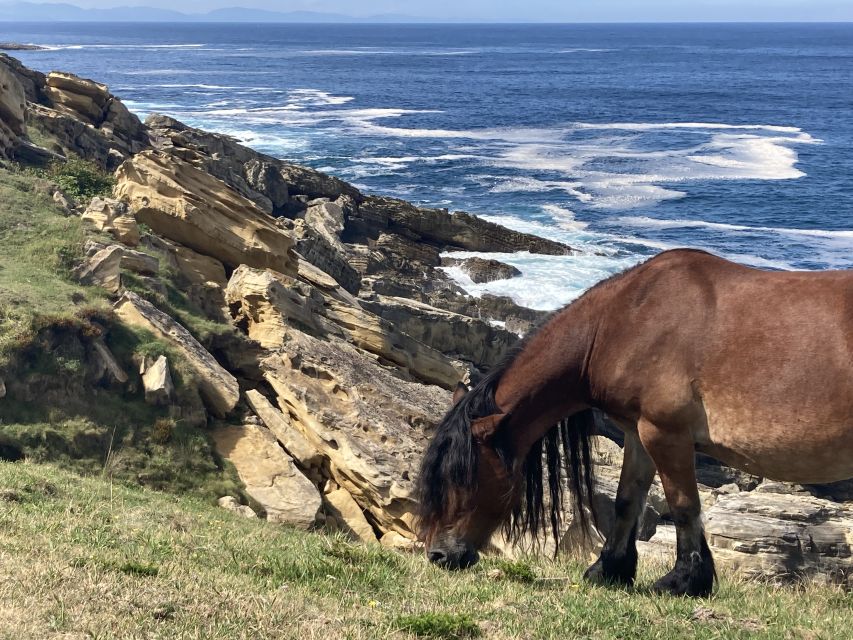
(0, 63, 26, 158)
(261, 329, 451, 539)
(704, 492, 853, 585)
(119, 248, 159, 276)
(114, 291, 238, 416)
(244, 389, 323, 471)
(360, 294, 517, 370)
(212, 424, 321, 529)
(225, 265, 464, 389)
(141, 355, 174, 406)
(52, 189, 76, 215)
(380, 531, 420, 552)
(0, 53, 48, 104)
(324, 488, 377, 544)
(278, 217, 361, 294)
(115, 151, 297, 275)
(81, 197, 140, 246)
(443, 256, 522, 283)
(73, 244, 123, 293)
(353, 196, 575, 255)
(0, 377, 5, 399)
(217, 495, 257, 519)
(89, 337, 128, 385)
(45, 72, 109, 124)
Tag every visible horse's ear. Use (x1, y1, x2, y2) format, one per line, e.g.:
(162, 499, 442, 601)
(452, 382, 469, 406)
(471, 413, 506, 444)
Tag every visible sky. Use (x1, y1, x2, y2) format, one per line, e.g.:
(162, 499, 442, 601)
(18, 0, 853, 21)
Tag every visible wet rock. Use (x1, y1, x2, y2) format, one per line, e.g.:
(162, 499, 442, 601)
(443, 256, 522, 283)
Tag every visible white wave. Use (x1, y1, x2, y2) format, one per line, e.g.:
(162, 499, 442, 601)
(558, 48, 616, 53)
(541, 204, 588, 231)
(41, 43, 205, 50)
(617, 216, 853, 241)
(285, 89, 355, 107)
(575, 122, 805, 133)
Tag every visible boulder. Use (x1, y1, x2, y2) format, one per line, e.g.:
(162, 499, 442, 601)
(212, 424, 321, 529)
(141, 355, 174, 406)
(114, 291, 239, 416)
(0, 53, 48, 104)
(217, 496, 257, 519)
(261, 329, 450, 539)
(443, 256, 522, 283)
(704, 492, 853, 585)
(225, 265, 464, 389)
(89, 337, 128, 385)
(0, 63, 26, 158)
(0, 377, 5, 399)
(278, 217, 361, 295)
(119, 248, 159, 276)
(45, 72, 110, 125)
(115, 151, 297, 276)
(81, 197, 140, 246)
(72, 244, 123, 293)
(324, 488, 377, 543)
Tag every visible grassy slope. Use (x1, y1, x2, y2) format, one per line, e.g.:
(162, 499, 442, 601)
(0, 462, 850, 640)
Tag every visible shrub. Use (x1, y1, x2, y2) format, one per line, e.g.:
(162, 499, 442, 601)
(394, 613, 481, 638)
(47, 157, 115, 201)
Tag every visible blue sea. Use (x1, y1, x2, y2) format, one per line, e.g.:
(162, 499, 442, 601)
(6, 22, 853, 309)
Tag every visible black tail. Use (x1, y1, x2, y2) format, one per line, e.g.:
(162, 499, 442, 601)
(503, 409, 598, 551)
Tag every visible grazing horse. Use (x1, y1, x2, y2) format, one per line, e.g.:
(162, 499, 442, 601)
(416, 249, 853, 596)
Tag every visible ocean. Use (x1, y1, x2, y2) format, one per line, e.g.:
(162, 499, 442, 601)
(6, 22, 853, 309)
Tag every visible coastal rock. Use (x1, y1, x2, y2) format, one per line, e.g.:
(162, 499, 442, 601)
(360, 294, 517, 370)
(115, 150, 297, 275)
(324, 488, 378, 543)
(89, 337, 129, 385)
(141, 355, 174, 406)
(45, 72, 110, 125)
(277, 217, 361, 295)
(119, 248, 159, 276)
(261, 329, 450, 539)
(0, 53, 48, 104)
(72, 244, 123, 293)
(351, 195, 575, 255)
(0, 63, 26, 158)
(81, 197, 140, 246)
(225, 265, 464, 389)
(212, 424, 321, 529)
(244, 389, 323, 472)
(114, 291, 239, 417)
(443, 256, 522, 283)
(217, 495, 257, 519)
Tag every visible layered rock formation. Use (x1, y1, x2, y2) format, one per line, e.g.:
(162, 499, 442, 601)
(0, 62, 26, 157)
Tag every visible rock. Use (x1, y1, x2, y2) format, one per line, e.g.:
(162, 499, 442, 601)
(433, 292, 550, 336)
(443, 256, 522, 283)
(212, 424, 321, 529)
(244, 389, 323, 471)
(278, 217, 361, 295)
(0, 53, 48, 104)
(114, 291, 239, 417)
(303, 199, 345, 245)
(72, 244, 123, 293)
(360, 294, 517, 370)
(0, 377, 5, 398)
(225, 265, 464, 389)
(52, 189, 76, 214)
(89, 337, 128, 385)
(352, 196, 575, 255)
(45, 72, 111, 125)
(0, 63, 26, 158)
(261, 328, 451, 539)
(119, 248, 159, 276)
(115, 150, 297, 275)
(0, 43, 48, 51)
(324, 488, 377, 544)
(217, 496, 257, 519)
(81, 197, 140, 246)
(704, 492, 853, 585)
(141, 355, 174, 406)
(380, 531, 420, 552)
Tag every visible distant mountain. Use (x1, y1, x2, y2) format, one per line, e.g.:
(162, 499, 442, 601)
(0, 2, 427, 22)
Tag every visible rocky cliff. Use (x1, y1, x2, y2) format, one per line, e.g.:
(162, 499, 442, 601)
(0, 54, 849, 587)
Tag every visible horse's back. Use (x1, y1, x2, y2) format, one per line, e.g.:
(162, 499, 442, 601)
(595, 249, 853, 483)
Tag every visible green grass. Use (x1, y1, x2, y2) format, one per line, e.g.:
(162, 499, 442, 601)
(0, 462, 850, 639)
(0, 165, 108, 364)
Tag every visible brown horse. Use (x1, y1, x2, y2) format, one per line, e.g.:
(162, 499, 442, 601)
(416, 249, 853, 596)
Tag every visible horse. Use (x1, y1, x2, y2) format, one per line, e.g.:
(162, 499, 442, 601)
(416, 248, 853, 596)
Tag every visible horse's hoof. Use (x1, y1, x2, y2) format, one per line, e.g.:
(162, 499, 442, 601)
(583, 555, 636, 587)
(651, 570, 713, 597)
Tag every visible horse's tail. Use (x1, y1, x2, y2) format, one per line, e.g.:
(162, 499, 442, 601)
(504, 408, 598, 551)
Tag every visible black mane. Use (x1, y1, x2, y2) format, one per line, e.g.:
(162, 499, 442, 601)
(416, 338, 598, 548)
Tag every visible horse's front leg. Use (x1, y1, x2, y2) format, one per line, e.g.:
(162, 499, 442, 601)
(584, 429, 656, 586)
(638, 417, 715, 597)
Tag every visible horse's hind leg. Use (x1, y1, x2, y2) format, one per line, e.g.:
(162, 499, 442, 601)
(584, 429, 656, 586)
(638, 417, 715, 597)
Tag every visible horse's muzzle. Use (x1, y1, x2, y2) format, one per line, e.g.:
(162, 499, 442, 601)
(426, 544, 480, 570)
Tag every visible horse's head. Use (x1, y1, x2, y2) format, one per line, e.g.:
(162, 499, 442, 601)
(416, 381, 519, 570)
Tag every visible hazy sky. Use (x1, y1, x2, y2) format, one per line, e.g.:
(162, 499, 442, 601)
(26, 0, 853, 21)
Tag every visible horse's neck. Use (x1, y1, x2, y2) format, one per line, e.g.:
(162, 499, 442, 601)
(494, 296, 598, 456)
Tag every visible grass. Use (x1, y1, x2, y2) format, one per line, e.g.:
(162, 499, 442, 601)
(0, 462, 850, 640)
(0, 164, 108, 365)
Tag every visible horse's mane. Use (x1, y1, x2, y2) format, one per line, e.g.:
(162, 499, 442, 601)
(416, 331, 599, 549)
